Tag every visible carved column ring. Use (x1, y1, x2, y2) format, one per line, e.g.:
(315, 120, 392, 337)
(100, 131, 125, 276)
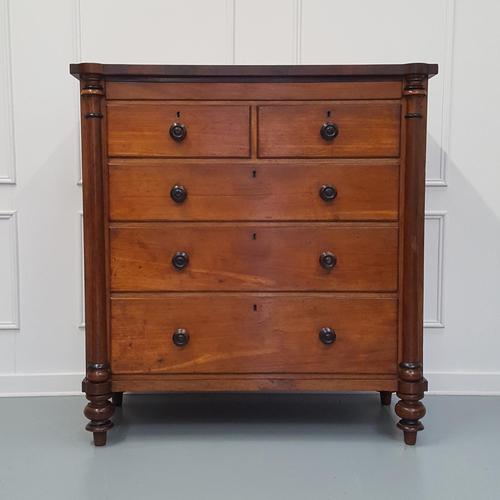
(84, 400, 114, 421)
(395, 401, 426, 421)
(403, 89, 426, 96)
(398, 362, 422, 382)
(87, 362, 109, 383)
(81, 88, 104, 96)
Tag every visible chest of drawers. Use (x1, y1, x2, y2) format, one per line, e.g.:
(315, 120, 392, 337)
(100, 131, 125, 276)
(71, 62, 437, 446)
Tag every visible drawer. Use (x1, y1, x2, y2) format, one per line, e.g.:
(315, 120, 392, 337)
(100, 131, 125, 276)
(258, 102, 401, 158)
(107, 103, 250, 157)
(109, 161, 399, 222)
(110, 294, 398, 374)
(110, 223, 398, 292)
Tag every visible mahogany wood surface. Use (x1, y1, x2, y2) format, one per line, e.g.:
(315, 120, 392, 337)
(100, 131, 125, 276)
(71, 62, 437, 445)
(107, 102, 250, 157)
(110, 294, 397, 375)
(70, 62, 438, 79)
(109, 223, 398, 292)
(111, 376, 398, 393)
(106, 81, 402, 101)
(108, 160, 399, 222)
(258, 102, 401, 158)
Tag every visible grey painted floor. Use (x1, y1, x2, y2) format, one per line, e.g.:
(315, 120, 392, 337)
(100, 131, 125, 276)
(1, 394, 499, 500)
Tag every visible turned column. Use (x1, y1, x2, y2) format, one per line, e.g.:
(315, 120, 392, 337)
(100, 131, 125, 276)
(79, 68, 114, 446)
(396, 73, 429, 445)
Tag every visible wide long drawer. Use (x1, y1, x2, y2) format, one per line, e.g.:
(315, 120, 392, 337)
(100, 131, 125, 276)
(110, 223, 398, 291)
(110, 294, 398, 374)
(109, 161, 399, 221)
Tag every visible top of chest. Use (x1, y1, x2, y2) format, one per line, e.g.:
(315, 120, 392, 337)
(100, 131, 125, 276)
(70, 63, 437, 100)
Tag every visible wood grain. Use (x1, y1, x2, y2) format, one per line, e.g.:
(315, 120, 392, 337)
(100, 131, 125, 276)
(111, 377, 398, 393)
(258, 102, 401, 158)
(107, 102, 250, 157)
(110, 223, 399, 292)
(108, 160, 399, 222)
(106, 81, 402, 100)
(110, 294, 397, 375)
(70, 62, 438, 79)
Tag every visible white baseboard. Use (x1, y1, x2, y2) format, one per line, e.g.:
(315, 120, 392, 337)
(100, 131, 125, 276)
(426, 371, 500, 395)
(0, 371, 499, 397)
(0, 372, 84, 397)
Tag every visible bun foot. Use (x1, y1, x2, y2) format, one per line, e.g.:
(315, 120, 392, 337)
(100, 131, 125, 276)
(396, 362, 427, 445)
(93, 431, 107, 446)
(379, 391, 392, 406)
(403, 430, 417, 445)
(112, 392, 123, 408)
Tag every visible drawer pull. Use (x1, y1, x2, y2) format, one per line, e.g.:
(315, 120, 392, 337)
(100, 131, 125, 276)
(170, 184, 187, 203)
(319, 251, 337, 270)
(172, 251, 189, 270)
(169, 122, 187, 142)
(172, 328, 189, 347)
(319, 184, 337, 202)
(319, 327, 336, 345)
(320, 122, 339, 141)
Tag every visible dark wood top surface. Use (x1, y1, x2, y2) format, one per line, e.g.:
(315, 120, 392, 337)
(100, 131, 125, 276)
(70, 62, 438, 80)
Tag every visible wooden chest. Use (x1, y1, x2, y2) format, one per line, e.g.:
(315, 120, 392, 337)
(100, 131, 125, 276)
(71, 63, 437, 446)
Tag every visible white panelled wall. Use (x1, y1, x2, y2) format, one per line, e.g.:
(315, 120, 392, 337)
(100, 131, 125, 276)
(0, 0, 499, 395)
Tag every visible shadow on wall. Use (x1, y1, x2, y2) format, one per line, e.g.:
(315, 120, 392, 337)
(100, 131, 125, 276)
(424, 134, 500, 375)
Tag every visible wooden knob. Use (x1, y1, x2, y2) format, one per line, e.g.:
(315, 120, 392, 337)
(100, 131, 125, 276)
(172, 251, 189, 270)
(320, 122, 339, 141)
(170, 185, 187, 203)
(319, 251, 337, 270)
(172, 328, 189, 347)
(319, 327, 336, 345)
(169, 122, 187, 142)
(319, 184, 337, 202)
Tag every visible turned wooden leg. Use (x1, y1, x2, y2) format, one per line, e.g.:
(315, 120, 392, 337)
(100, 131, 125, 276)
(83, 363, 114, 447)
(112, 392, 123, 408)
(379, 391, 392, 406)
(395, 362, 427, 445)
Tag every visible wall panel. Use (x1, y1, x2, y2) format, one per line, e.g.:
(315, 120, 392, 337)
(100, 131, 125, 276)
(234, 0, 297, 64)
(0, 212, 19, 329)
(0, 0, 15, 184)
(80, 0, 231, 64)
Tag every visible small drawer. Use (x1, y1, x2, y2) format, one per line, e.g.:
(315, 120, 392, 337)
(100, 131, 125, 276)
(258, 102, 401, 158)
(110, 223, 398, 292)
(110, 294, 398, 375)
(109, 161, 399, 222)
(107, 103, 250, 157)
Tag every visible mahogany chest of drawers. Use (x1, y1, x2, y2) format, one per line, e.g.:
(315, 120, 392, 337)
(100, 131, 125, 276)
(70, 62, 437, 446)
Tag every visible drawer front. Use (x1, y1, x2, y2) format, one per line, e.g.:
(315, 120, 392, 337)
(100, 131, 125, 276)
(109, 161, 399, 222)
(111, 294, 398, 374)
(110, 223, 398, 291)
(258, 102, 401, 158)
(107, 103, 250, 157)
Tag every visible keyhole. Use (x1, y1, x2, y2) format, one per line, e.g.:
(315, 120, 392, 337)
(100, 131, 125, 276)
(252, 170, 257, 178)
(326, 110, 331, 118)
(253, 304, 257, 311)
(176, 111, 181, 118)
(252, 233, 257, 240)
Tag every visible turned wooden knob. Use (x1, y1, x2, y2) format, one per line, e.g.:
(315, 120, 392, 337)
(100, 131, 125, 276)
(172, 328, 189, 347)
(319, 251, 337, 270)
(169, 122, 187, 142)
(320, 122, 339, 141)
(319, 327, 336, 345)
(170, 185, 187, 203)
(319, 184, 337, 202)
(172, 251, 189, 270)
